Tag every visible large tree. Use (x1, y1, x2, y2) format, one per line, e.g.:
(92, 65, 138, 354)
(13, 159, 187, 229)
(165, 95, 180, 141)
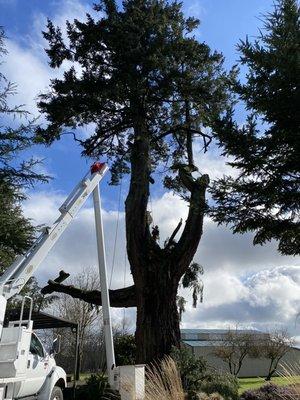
(211, 0, 300, 256)
(0, 27, 48, 270)
(37, 0, 234, 363)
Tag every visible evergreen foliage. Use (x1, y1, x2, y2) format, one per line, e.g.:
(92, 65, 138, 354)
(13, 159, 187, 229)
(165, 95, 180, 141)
(171, 346, 208, 397)
(0, 27, 48, 270)
(211, 0, 300, 255)
(37, 0, 233, 184)
(114, 334, 137, 366)
(0, 182, 34, 269)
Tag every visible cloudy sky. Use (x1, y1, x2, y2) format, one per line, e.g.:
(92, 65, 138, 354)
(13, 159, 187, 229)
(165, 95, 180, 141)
(1, 0, 299, 342)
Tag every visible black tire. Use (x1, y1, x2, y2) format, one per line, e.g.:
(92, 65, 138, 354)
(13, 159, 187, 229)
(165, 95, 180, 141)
(50, 386, 63, 400)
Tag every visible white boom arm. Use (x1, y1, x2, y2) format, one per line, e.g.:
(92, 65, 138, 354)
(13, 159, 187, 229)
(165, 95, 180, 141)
(0, 162, 108, 300)
(0, 161, 118, 391)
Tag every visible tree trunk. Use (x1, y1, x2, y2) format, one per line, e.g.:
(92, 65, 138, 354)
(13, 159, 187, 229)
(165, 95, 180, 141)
(265, 359, 277, 381)
(42, 116, 209, 364)
(135, 263, 181, 363)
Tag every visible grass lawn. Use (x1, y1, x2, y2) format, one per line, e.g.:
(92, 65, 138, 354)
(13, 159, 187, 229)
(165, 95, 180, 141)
(79, 372, 300, 394)
(238, 376, 300, 394)
(79, 372, 92, 382)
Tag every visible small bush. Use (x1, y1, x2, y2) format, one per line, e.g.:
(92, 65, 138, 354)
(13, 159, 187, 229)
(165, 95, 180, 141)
(171, 346, 239, 400)
(171, 346, 208, 395)
(201, 373, 239, 400)
(240, 383, 293, 400)
(114, 334, 136, 366)
(76, 373, 120, 400)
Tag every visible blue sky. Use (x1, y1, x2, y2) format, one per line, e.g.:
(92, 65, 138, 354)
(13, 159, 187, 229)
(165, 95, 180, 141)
(0, 0, 272, 195)
(1, 0, 300, 339)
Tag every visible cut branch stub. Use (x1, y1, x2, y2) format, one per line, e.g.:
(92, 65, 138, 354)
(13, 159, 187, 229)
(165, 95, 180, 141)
(165, 218, 183, 249)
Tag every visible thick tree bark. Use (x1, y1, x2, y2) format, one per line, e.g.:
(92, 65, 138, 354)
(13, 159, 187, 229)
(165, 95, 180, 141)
(134, 265, 181, 363)
(124, 120, 209, 361)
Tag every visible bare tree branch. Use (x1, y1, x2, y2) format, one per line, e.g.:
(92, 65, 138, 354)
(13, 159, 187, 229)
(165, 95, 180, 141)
(165, 219, 183, 249)
(42, 271, 137, 308)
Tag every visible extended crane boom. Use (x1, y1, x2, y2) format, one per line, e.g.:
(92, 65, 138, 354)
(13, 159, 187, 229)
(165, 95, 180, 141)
(0, 162, 108, 336)
(0, 163, 108, 300)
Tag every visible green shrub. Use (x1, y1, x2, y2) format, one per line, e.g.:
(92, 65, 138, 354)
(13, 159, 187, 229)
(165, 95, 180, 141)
(201, 373, 239, 400)
(171, 346, 208, 395)
(171, 346, 239, 400)
(114, 334, 136, 366)
(76, 373, 120, 400)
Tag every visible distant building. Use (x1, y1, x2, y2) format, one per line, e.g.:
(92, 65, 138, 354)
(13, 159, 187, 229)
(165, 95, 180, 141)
(181, 329, 300, 378)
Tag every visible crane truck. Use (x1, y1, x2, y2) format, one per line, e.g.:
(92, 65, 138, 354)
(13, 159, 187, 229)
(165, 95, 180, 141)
(0, 162, 110, 400)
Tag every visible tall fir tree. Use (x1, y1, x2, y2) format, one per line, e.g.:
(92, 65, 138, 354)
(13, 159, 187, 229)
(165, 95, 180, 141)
(211, 0, 300, 256)
(0, 27, 48, 270)
(37, 0, 234, 362)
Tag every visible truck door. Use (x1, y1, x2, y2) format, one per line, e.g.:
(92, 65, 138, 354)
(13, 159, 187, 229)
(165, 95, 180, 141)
(17, 333, 50, 398)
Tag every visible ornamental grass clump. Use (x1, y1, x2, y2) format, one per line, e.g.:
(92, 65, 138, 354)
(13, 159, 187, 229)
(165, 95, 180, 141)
(145, 356, 185, 400)
(278, 362, 300, 399)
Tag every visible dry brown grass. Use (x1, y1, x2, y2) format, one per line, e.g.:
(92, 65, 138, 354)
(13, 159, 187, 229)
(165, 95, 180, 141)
(278, 362, 300, 399)
(145, 356, 185, 400)
(197, 393, 224, 400)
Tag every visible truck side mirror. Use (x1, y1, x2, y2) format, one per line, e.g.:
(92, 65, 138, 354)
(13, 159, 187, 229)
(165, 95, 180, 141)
(50, 336, 61, 355)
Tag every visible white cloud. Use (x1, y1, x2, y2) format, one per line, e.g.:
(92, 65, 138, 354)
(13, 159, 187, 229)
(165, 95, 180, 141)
(2, 39, 54, 115)
(22, 189, 131, 290)
(193, 139, 238, 181)
(2, 0, 96, 116)
(202, 271, 249, 307)
(22, 186, 300, 336)
(182, 265, 300, 337)
(246, 266, 300, 319)
(184, 0, 206, 19)
(149, 192, 188, 244)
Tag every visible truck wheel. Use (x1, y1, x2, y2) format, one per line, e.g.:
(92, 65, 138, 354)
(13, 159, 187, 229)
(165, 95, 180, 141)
(50, 386, 63, 400)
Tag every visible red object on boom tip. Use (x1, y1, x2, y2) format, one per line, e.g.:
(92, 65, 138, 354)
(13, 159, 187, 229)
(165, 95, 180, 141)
(91, 162, 105, 174)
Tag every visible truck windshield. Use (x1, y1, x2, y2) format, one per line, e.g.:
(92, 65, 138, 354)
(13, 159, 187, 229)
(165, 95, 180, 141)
(30, 333, 44, 358)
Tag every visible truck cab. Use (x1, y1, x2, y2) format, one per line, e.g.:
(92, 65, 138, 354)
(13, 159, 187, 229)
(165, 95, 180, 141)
(0, 300, 67, 400)
(16, 332, 65, 399)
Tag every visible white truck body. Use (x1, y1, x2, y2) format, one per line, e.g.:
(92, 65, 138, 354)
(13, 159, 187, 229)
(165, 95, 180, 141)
(0, 317, 66, 399)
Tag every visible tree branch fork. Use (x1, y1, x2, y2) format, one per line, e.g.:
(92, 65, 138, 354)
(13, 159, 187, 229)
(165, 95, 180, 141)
(42, 165, 209, 306)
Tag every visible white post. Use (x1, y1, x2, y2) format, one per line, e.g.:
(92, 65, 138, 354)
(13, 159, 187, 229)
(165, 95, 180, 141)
(93, 184, 116, 387)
